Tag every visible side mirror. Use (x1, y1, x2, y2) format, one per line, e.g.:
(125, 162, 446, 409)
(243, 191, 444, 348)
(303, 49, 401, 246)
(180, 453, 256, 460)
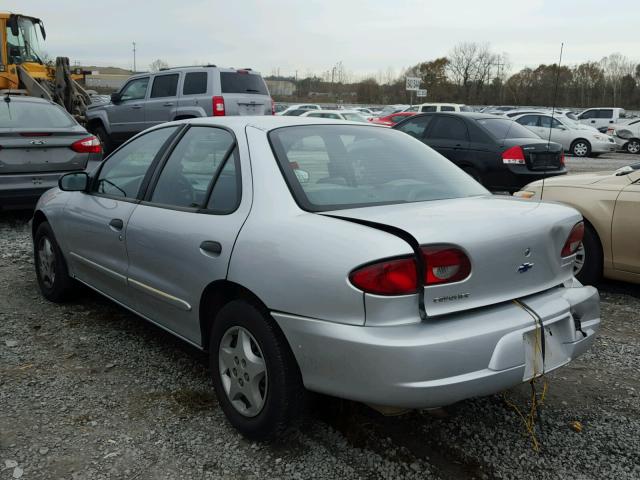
(110, 92, 122, 104)
(59, 172, 89, 192)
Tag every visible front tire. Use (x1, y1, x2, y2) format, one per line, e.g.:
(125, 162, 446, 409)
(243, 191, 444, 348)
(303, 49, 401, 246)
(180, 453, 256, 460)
(626, 139, 640, 154)
(210, 300, 306, 440)
(34, 222, 76, 302)
(574, 223, 603, 285)
(571, 139, 591, 158)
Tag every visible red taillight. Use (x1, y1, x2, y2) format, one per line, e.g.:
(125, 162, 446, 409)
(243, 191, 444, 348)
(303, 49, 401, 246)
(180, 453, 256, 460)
(213, 96, 225, 116)
(70, 136, 102, 154)
(562, 222, 584, 257)
(349, 257, 418, 296)
(349, 246, 472, 295)
(271, 99, 276, 115)
(502, 146, 526, 165)
(422, 246, 471, 285)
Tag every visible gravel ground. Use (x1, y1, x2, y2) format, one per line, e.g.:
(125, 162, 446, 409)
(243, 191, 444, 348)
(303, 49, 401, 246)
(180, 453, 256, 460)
(1, 153, 639, 479)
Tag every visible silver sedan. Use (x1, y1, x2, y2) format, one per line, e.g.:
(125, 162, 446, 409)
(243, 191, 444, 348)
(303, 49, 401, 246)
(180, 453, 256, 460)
(32, 117, 600, 439)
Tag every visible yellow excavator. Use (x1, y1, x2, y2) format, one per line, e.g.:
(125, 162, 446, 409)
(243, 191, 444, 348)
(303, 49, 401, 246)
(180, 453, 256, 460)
(0, 12, 91, 120)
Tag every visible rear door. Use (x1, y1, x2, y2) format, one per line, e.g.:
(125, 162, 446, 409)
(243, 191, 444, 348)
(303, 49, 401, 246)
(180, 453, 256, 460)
(611, 179, 640, 273)
(125, 125, 250, 344)
(108, 77, 149, 137)
(219, 70, 271, 116)
(62, 126, 180, 303)
(423, 115, 470, 165)
(145, 73, 179, 127)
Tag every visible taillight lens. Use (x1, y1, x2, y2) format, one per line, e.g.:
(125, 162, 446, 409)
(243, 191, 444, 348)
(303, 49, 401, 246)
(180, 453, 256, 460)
(502, 146, 526, 165)
(213, 96, 225, 116)
(422, 246, 471, 285)
(70, 136, 102, 153)
(349, 257, 418, 296)
(562, 222, 584, 257)
(271, 99, 276, 115)
(349, 246, 472, 295)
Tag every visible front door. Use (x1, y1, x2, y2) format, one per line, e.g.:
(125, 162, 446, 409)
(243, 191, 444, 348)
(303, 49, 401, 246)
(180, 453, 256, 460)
(108, 77, 150, 139)
(124, 125, 250, 345)
(63, 125, 180, 302)
(611, 178, 640, 273)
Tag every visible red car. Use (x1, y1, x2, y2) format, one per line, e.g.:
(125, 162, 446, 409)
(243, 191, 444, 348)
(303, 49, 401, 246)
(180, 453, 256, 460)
(369, 111, 416, 126)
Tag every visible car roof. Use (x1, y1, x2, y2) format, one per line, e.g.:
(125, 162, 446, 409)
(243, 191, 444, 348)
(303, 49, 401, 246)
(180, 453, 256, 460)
(417, 102, 465, 107)
(153, 116, 386, 132)
(408, 112, 498, 120)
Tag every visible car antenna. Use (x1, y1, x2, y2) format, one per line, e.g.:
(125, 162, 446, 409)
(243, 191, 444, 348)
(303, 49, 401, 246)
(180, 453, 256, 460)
(541, 42, 564, 203)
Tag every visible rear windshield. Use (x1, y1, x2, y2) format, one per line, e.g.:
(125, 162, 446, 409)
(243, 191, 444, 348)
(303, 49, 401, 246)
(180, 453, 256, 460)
(476, 118, 539, 140)
(269, 125, 488, 211)
(0, 100, 76, 129)
(220, 72, 268, 95)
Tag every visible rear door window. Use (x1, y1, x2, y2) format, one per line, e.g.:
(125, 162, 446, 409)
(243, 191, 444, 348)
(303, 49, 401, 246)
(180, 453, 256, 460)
(440, 106, 455, 112)
(428, 116, 468, 141)
(150, 74, 179, 98)
(421, 105, 437, 112)
(183, 72, 208, 95)
(149, 126, 237, 210)
(220, 72, 269, 95)
(598, 109, 613, 119)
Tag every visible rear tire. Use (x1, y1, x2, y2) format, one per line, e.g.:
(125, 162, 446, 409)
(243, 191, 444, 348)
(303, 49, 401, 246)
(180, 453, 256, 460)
(209, 300, 306, 440)
(93, 125, 116, 155)
(574, 223, 603, 286)
(626, 139, 640, 154)
(571, 139, 591, 158)
(34, 222, 76, 302)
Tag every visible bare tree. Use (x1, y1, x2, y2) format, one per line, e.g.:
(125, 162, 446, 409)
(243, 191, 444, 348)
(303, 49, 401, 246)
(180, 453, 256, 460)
(599, 53, 634, 105)
(149, 59, 169, 72)
(447, 42, 498, 102)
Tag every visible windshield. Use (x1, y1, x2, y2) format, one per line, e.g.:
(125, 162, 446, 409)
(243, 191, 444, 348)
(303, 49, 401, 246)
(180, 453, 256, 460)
(476, 118, 540, 140)
(6, 16, 46, 64)
(0, 100, 76, 128)
(269, 125, 488, 211)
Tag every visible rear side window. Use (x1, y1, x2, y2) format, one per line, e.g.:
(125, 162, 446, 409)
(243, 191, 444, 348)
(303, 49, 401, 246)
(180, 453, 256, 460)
(597, 109, 613, 119)
(0, 101, 76, 128)
(150, 127, 237, 211)
(183, 72, 208, 95)
(95, 127, 178, 199)
(428, 116, 468, 141)
(440, 106, 455, 112)
(150, 74, 179, 98)
(220, 72, 269, 95)
(421, 105, 437, 112)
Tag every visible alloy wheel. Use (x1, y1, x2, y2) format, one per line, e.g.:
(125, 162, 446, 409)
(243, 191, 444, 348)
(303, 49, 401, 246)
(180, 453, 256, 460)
(38, 236, 56, 289)
(573, 142, 588, 157)
(627, 140, 640, 154)
(218, 326, 268, 417)
(573, 242, 586, 276)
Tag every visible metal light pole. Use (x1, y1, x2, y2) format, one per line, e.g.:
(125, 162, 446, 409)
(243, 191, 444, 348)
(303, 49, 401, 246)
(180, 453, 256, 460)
(132, 41, 137, 73)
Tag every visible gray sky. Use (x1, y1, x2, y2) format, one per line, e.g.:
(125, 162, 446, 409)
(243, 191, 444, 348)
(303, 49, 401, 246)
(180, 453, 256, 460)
(9, 0, 640, 78)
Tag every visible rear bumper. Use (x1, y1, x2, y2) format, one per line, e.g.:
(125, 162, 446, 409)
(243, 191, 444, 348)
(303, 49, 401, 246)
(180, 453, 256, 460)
(274, 284, 599, 409)
(496, 168, 566, 192)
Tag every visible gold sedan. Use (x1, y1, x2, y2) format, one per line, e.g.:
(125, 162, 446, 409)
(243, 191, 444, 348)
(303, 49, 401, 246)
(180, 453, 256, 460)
(515, 163, 640, 285)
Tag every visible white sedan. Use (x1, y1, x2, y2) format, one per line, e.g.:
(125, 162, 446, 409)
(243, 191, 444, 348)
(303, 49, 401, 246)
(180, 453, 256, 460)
(300, 109, 369, 122)
(513, 113, 616, 157)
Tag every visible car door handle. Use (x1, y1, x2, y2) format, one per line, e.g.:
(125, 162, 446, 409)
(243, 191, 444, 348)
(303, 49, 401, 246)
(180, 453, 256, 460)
(200, 241, 222, 256)
(163, 102, 174, 106)
(131, 105, 142, 109)
(109, 218, 124, 231)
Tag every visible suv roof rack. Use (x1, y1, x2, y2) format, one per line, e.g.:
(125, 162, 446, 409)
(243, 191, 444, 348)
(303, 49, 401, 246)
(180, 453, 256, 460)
(158, 64, 217, 71)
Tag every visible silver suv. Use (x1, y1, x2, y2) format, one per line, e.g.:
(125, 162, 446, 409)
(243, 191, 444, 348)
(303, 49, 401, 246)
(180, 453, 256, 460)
(85, 65, 273, 152)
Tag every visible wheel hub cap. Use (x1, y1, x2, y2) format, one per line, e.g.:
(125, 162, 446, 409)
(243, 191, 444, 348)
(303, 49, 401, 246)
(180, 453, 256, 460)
(218, 326, 267, 417)
(38, 237, 56, 288)
(574, 143, 588, 157)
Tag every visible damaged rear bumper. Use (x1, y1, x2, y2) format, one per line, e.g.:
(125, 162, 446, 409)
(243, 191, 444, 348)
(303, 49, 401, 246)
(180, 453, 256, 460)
(273, 284, 599, 409)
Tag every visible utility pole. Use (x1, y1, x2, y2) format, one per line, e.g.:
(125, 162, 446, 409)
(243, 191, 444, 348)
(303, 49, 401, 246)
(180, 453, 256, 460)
(132, 41, 137, 73)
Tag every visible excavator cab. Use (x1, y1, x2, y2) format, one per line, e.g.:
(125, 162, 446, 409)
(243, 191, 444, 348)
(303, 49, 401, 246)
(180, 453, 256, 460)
(1, 12, 90, 120)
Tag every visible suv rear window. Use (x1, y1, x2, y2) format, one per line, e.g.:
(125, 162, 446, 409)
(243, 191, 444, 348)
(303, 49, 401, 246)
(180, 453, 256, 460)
(220, 72, 268, 95)
(183, 72, 208, 95)
(0, 100, 76, 128)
